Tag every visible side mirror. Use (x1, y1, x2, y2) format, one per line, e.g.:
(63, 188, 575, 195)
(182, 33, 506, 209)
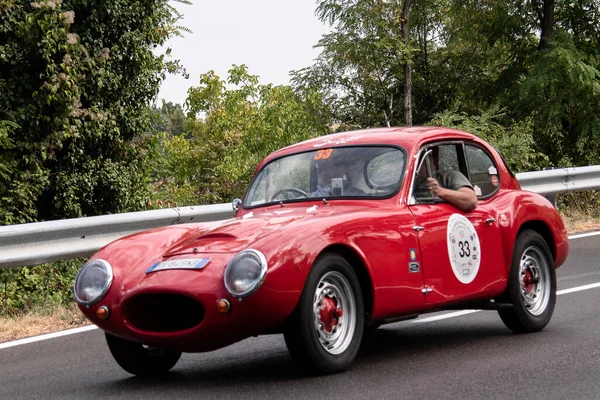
(232, 198, 242, 211)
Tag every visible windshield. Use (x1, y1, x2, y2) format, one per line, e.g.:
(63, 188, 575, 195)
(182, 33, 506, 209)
(243, 146, 406, 207)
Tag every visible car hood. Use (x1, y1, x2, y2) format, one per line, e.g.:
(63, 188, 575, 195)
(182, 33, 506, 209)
(163, 206, 337, 256)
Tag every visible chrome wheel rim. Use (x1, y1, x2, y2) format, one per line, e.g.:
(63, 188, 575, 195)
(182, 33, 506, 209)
(520, 246, 551, 316)
(312, 271, 356, 355)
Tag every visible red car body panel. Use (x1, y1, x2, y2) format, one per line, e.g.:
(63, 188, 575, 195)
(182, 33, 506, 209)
(78, 127, 568, 353)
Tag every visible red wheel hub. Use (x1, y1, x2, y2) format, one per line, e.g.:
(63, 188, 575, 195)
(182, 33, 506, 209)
(319, 296, 343, 333)
(523, 269, 534, 293)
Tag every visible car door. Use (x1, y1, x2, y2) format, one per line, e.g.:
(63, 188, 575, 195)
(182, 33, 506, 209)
(408, 142, 506, 306)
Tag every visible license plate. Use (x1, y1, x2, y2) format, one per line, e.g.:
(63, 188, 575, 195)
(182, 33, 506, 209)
(146, 258, 210, 273)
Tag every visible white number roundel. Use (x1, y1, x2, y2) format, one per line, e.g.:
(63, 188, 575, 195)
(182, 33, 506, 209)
(447, 214, 481, 284)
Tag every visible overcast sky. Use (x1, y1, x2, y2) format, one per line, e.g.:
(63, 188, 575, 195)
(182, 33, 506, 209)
(156, 1, 328, 106)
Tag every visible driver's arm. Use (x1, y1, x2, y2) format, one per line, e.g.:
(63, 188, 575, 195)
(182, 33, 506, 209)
(426, 178, 478, 212)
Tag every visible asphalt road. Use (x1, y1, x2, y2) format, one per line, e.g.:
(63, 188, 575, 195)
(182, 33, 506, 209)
(1, 234, 599, 400)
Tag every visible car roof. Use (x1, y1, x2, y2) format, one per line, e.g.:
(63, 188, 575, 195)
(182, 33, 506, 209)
(264, 126, 480, 162)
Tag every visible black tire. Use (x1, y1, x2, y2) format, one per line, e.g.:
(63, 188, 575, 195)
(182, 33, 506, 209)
(105, 333, 181, 377)
(284, 253, 364, 374)
(498, 230, 556, 333)
(365, 322, 382, 332)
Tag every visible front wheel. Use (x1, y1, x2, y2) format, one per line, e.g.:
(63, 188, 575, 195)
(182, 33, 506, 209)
(498, 230, 556, 333)
(284, 253, 364, 374)
(105, 333, 181, 376)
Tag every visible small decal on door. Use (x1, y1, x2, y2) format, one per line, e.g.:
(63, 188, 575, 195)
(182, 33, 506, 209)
(409, 262, 420, 273)
(409, 248, 417, 261)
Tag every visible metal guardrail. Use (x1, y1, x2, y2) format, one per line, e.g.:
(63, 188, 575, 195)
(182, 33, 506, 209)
(0, 166, 598, 270)
(0, 204, 233, 269)
(516, 166, 600, 196)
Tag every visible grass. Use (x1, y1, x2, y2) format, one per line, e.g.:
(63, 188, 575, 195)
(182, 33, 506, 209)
(560, 210, 600, 234)
(0, 303, 88, 343)
(1, 210, 599, 345)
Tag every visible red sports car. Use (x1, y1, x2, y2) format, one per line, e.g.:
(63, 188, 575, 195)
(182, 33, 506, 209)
(74, 127, 568, 376)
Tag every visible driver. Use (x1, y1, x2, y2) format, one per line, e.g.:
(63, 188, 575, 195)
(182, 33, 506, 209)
(415, 147, 477, 212)
(311, 159, 366, 197)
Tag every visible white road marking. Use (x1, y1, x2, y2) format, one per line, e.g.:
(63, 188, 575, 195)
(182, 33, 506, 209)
(557, 282, 600, 295)
(413, 310, 479, 323)
(414, 281, 600, 324)
(0, 231, 599, 350)
(568, 231, 600, 240)
(0, 325, 98, 350)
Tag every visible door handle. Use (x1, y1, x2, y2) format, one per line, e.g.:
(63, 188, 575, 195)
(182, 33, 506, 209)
(486, 218, 496, 225)
(413, 226, 425, 231)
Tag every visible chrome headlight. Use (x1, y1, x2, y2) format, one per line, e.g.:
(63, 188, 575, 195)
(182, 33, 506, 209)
(73, 259, 113, 306)
(224, 249, 267, 298)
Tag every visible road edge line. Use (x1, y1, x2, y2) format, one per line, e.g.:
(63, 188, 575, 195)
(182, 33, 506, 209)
(0, 325, 97, 350)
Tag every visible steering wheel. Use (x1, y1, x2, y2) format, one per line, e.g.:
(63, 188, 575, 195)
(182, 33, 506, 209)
(271, 188, 310, 201)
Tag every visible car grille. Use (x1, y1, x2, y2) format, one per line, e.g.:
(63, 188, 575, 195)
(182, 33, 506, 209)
(123, 293, 205, 332)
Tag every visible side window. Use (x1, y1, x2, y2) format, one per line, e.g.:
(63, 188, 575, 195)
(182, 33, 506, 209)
(412, 143, 464, 202)
(437, 144, 461, 172)
(466, 145, 499, 197)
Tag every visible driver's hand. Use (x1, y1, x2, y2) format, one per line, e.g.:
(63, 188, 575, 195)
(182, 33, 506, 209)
(425, 178, 443, 197)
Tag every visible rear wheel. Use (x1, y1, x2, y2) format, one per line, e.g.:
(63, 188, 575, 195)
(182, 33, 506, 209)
(105, 333, 181, 376)
(284, 253, 364, 374)
(498, 230, 556, 333)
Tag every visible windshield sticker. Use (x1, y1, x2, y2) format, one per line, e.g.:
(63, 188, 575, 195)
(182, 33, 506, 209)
(306, 205, 318, 213)
(314, 148, 333, 160)
(447, 214, 481, 284)
(491, 175, 499, 186)
(474, 185, 482, 196)
(313, 136, 361, 148)
(488, 166, 498, 175)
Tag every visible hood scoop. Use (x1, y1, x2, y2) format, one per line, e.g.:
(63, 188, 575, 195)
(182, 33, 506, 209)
(164, 229, 250, 256)
(162, 208, 326, 257)
(196, 232, 237, 241)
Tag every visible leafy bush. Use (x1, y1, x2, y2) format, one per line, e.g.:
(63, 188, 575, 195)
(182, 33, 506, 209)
(557, 190, 600, 218)
(0, 259, 83, 315)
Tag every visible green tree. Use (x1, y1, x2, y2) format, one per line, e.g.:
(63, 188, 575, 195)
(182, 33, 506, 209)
(146, 65, 330, 206)
(298, 0, 600, 167)
(292, 0, 418, 129)
(150, 100, 187, 137)
(0, 0, 190, 223)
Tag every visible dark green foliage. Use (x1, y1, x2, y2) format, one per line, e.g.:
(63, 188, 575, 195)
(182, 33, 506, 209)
(0, 259, 82, 315)
(558, 190, 600, 218)
(0, 119, 48, 225)
(150, 100, 186, 137)
(518, 32, 600, 166)
(0, 0, 188, 222)
(292, 0, 415, 129)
